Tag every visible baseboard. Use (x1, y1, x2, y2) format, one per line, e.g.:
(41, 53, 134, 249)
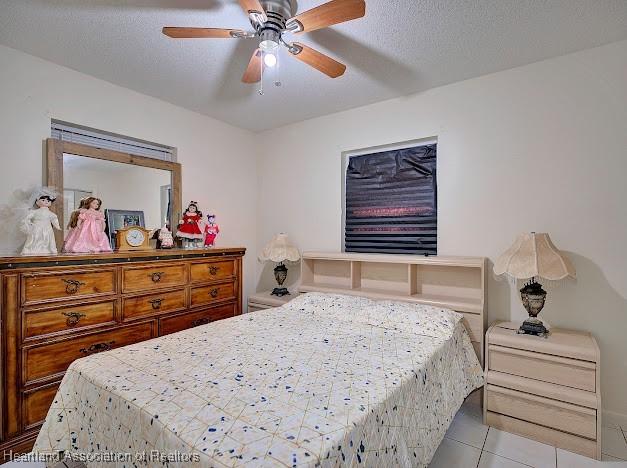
(603, 410, 627, 430)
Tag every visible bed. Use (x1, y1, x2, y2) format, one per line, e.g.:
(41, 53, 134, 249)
(33, 292, 483, 467)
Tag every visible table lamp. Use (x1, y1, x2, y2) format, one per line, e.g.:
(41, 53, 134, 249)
(493, 232, 576, 337)
(258, 233, 301, 296)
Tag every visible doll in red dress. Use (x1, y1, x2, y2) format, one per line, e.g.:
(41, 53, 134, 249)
(176, 201, 203, 249)
(204, 214, 220, 248)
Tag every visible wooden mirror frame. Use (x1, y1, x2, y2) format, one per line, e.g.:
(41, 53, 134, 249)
(45, 138, 182, 249)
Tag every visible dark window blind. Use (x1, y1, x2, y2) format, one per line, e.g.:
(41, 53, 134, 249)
(345, 144, 437, 255)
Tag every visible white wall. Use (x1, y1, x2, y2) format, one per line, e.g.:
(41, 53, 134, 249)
(0, 44, 258, 303)
(256, 40, 627, 418)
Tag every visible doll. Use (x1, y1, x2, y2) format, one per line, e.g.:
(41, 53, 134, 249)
(176, 201, 204, 248)
(157, 224, 174, 249)
(203, 214, 220, 248)
(66, 197, 90, 237)
(20, 193, 61, 255)
(63, 197, 112, 253)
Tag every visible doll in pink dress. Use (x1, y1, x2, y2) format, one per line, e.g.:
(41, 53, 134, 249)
(63, 197, 112, 253)
(204, 214, 220, 248)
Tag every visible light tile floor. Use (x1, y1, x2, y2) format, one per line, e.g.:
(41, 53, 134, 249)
(3, 390, 626, 467)
(429, 390, 627, 467)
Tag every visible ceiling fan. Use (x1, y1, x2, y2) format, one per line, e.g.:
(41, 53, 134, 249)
(162, 0, 366, 84)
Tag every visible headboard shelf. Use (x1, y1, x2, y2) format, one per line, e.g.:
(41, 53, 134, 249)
(300, 251, 487, 363)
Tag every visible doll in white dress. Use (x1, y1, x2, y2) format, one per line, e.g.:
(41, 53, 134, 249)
(21, 194, 61, 255)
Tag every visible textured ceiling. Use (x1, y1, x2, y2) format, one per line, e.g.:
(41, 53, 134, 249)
(1, 0, 626, 132)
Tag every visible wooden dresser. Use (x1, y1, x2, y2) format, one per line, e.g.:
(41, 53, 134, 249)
(484, 321, 601, 460)
(0, 248, 245, 456)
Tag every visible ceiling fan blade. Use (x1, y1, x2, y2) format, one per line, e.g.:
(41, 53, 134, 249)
(287, 0, 365, 33)
(242, 49, 263, 83)
(162, 27, 248, 39)
(239, 0, 266, 20)
(289, 43, 346, 78)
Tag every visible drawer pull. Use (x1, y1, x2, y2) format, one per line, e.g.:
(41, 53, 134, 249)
(62, 311, 86, 326)
(149, 298, 163, 310)
(149, 272, 165, 283)
(208, 266, 220, 276)
(191, 317, 210, 327)
(209, 288, 219, 298)
(62, 279, 86, 295)
(79, 340, 115, 355)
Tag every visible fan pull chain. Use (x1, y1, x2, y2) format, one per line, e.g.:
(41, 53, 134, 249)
(258, 53, 264, 96)
(274, 50, 281, 88)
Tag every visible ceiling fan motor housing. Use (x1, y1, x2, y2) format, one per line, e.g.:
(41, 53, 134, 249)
(257, 0, 293, 45)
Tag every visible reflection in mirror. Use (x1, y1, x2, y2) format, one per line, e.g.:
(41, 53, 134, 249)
(63, 154, 172, 240)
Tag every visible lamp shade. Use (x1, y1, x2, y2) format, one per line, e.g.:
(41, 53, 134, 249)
(258, 233, 301, 263)
(493, 232, 576, 280)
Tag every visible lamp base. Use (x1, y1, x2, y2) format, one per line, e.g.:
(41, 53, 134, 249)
(517, 318, 549, 338)
(271, 287, 290, 297)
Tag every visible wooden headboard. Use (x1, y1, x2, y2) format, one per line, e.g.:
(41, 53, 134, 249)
(298, 252, 487, 365)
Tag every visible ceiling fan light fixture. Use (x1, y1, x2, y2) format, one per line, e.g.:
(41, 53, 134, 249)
(259, 39, 279, 52)
(259, 28, 280, 53)
(263, 52, 278, 67)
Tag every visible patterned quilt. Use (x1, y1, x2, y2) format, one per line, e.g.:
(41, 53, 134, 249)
(33, 292, 484, 467)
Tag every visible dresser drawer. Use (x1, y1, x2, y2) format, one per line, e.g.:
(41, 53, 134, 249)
(190, 281, 236, 307)
(190, 259, 236, 283)
(160, 303, 236, 336)
(487, 384, 596, 439)
(122, 289, 186, 321)
(23, 383, 59, 430)
(122, 264, 187, 293)
(22, 269, 116, 305)
(23, 322, 154, 385)
(24, 301, 116, 340)
(488, 344, 596, 392)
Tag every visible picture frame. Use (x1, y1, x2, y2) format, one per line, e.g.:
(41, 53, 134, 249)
(105, 209, 145, 249)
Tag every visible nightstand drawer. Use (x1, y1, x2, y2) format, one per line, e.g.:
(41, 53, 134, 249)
(489, 344, 596, 392)
(248, 303, 269, 312)
(487, 385, 596, 439)
(486, 412, 598, 459)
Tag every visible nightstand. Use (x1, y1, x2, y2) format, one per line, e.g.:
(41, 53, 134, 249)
(247, 290, 299, 312)
(484, 321, 601, 460)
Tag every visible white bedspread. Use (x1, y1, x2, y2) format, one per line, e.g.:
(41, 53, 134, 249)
(33, 292, 484, 467)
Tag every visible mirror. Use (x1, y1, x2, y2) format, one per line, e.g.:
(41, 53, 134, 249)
(63, 154, 172, 242)
(47, 139, 182, 250)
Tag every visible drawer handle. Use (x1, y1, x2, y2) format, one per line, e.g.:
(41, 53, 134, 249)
(191, 317, 210, 327)
(149, 272, 165, 283)
(62, 279, 86, 295)
(62, 311, 86, 326)
(149, 298, 163, 310)
(209, 288, 219, 298)
(79, 340, 115, 355)
(208, 266, 220, 276)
